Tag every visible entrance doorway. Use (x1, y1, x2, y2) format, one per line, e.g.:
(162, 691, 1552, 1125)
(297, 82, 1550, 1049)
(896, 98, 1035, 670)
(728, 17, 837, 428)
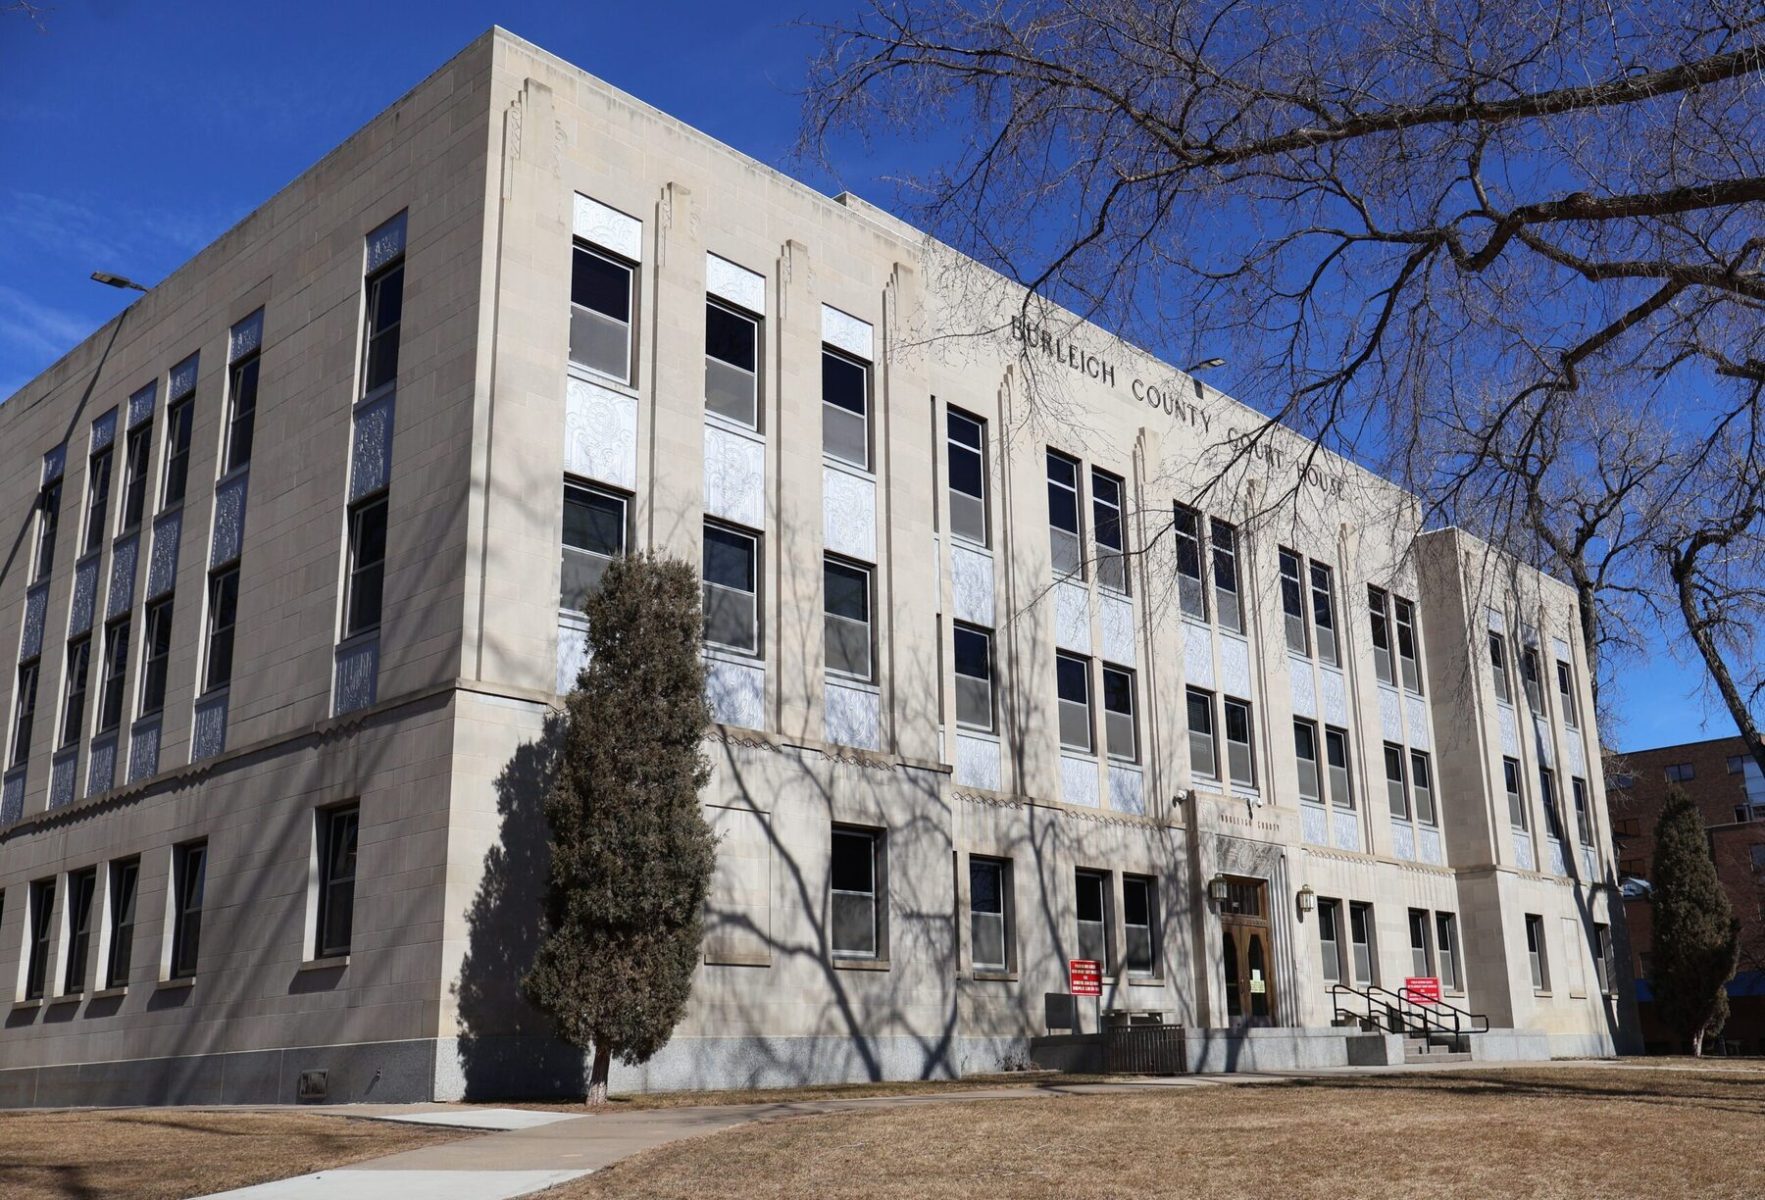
(1219, 877, 1277, 1025)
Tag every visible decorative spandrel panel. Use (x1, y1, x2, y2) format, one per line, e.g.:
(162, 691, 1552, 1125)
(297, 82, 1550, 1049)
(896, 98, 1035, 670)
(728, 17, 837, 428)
(349, 395, 396, 502)
(107, 533, 138, 620)
(210, 472, 249, 568)
(147, 511, 181, 599)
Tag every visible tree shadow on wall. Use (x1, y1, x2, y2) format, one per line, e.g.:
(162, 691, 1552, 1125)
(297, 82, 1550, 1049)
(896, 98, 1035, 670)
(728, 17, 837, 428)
(452, 710, 587, 1101)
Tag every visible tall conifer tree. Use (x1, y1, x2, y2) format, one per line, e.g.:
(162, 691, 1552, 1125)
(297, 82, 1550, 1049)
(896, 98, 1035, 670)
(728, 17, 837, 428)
(1649, 786, 1740, 1056)
(524, 552, 716, 1105)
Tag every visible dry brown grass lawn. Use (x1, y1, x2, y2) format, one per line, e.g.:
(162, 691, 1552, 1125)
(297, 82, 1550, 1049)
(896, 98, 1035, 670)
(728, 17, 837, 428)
(511, 1072, 1118, 1111)
(552, 1066, 1765, 1200)
(0, 1109, 466, 1200)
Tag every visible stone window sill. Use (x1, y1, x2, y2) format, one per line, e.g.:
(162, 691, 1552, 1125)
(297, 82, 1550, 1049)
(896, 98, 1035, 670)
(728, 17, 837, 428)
(299, 955, 350, 972)
(91, 986, 127, 999)
(11, 998, 43, 1011)
(833, 958, 891, 972)
(971, 970, 1017, 983)
(156, 976, 195, 990)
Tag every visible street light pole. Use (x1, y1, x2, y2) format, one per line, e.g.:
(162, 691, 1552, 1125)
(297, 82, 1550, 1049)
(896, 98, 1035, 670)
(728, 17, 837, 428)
(90, 271, 150, 293)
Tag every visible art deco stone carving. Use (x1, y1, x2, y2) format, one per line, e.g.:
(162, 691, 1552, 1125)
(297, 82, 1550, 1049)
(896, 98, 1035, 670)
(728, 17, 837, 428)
(1321, 667, 1350, 726)
(1301, 802, 1328, 845)
(822, 466, 875, 563)
(1184, 623, 1214, 687)
(20, 584, 46, 660)
(706, 253, 765, 313)
(703, 423, 766, 530)
(1498, 706, 1520, 756)
(210, 472, 249, 568)
(0, 768, 21, 824)
(705, 657, 764, 730)
(1332, 809, 1362, 852)
(192, 691, 229, 761)
(820, 304, 873, 360)
(1053, 579, 1090, 654)
(90, 408, 117, 453)
(573, 193, 642, 260)
(128, 718, 160, 784)
(1099, 593, 1135, 666)
(1393, 822, 1416, 861)
(565, 375, 638, 491)
(1379, 687, 1404, 742)
(1405, 694, 1431, 750)
(955, 732, 1001, 791)
(148, 511, 181, 599)
(950, 544, 994, 627)
(334, 637, 380, 716)
(107, 533, 138, 620)
(364, 213, 408, 274)
(824, 681, 881, 751)
(1289, 659, 1318, 719)
(350, 394, 395, 501)
(49, 748, 76, 810)
(1108, 764, 1145, 815)
(556, 617, 589, 696)
(1060, 753, 1100, 808)
(69, 556, 98, 636)
(87, 733, 116, 798)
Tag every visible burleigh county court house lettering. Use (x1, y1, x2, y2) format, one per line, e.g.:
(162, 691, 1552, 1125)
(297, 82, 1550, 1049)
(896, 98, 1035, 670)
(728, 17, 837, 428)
(0, 28, 1636, 1107)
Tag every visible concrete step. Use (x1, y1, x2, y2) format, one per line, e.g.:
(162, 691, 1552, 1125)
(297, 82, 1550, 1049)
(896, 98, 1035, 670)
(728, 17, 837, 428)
(1404, 1050, 1472, 1065)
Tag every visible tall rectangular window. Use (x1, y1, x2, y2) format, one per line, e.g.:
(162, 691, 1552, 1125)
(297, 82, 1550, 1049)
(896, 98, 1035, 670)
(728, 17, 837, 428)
(25, 878, 54, 1000)
(1173, 504, 1206, 619)
(1525, 913, 1547, 990)
(343, 496, 389, 638)
(953, 623, 994, 732)
(1187, 688, 1217, 779)
(11, 659, 38, 767)
(969, 857, 1010, 972)
(1223, 697, 1255, 788)
(1309, 561, 1338, 665)
(223, 343, 260, 474)
(1436, 912, 1461, 991)
(34, 479, 61, 582)
(361, 252, 405, 398)
(121, 422, 152, 532)
(1489, 632, 1511, 703)
(1520, 645, 1544, 715)
(83, 443, 113, 555)
(63, 867, 97, 995)
(560, 483, 627, 611)
(1540, 767, 1563, 841)
(1556, 660, 1579, 728)
(1384, 743, 1409, 820)
(170, 841, 206, 979)
(702, 523, 759, 655)
(1046, 451, 1083, 578)
(1394, 598, 1422, 692)
(1504, 757, 1527, 829)
(97, 617, 130, 732)
(823, 557, 873, 680)
(946, 410, 988, 545)
(1101, 665, 1137, 762)
(822, 349, 869, 469)
(1075, 869, 1110, 968)
(1055, 651, 1093, 754)
(105, 858, 139, 990)
(1123, 875, 1156, 975)
(1407, 908, 1434, 980)
(1409, 750, 1436, 826)
(1278, 549, 1308, 655)
(1572, 777, 1594, 846)
(139, 599, 173, 717)
(316, 805, 359, 958)
(1092, 469, 1126, 592)
(1294, 720, 1322, 804)
(1368, 586, 1393, 684)
(1349, 901, 1376, 986)
(830, 827, 881, 959)
(1210, 518, 1242, 632)
(704, 300, 759, 428)
(161, 395, 194, 509)
(571, 245, 633, 383)
(1325, 727, 1353, 809)
(60, 635, 91, 748)
(1594, 923, 1615, 994)
(204, 567, 239, 693)
(1317, 898, 1343, 983)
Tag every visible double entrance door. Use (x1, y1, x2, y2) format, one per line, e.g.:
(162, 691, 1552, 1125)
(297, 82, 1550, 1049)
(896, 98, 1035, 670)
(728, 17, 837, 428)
(1219, 876, 1277, 1025)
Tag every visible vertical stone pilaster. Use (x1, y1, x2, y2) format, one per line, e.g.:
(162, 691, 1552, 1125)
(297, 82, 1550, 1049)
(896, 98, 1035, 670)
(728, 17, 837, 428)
(773, 240, 823, 742)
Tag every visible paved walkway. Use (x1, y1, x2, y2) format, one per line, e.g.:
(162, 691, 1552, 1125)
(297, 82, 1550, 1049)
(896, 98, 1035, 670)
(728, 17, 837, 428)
(197, 1058, 1660, 1199)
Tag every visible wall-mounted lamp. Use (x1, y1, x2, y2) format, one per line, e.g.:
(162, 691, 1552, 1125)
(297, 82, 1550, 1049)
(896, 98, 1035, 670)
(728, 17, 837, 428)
(1207, 875, 1231, 905)
(1296, 883, 1317, 914)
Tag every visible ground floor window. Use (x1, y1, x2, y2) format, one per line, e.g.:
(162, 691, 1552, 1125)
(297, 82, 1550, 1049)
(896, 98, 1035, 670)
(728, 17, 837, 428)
(831, 827, 882, 959)
(1436, 912, 1461, 992)
(1075, 869, 1110, 968)
(1123, 875, 1156, 975)
(969, 857, 1011, 973)
(1525, 913, 1548, 990)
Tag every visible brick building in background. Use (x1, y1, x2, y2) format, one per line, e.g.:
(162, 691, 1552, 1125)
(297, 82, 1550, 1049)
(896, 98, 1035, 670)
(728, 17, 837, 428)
(1607, 736, 1765, 1053)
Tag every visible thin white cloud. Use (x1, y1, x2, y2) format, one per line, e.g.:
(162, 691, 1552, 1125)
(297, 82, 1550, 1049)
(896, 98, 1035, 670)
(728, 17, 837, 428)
(0, 283, 103, 367)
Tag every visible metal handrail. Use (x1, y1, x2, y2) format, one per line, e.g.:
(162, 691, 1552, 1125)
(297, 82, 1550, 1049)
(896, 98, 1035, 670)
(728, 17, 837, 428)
(1330, 981, 1491, 1043)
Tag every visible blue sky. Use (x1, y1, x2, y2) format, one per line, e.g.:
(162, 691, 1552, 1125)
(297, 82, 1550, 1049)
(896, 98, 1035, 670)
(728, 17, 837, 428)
(0, 0, 1735, 753)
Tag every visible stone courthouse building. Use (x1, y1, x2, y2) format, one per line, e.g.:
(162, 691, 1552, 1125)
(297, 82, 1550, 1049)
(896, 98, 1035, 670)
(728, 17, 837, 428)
(0, 29, 1637, 1105)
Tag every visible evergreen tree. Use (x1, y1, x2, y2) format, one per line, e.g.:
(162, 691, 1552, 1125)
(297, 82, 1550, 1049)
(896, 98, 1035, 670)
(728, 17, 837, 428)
(524, 552, 716, 1105)
(1649, 786, 1740, 1056)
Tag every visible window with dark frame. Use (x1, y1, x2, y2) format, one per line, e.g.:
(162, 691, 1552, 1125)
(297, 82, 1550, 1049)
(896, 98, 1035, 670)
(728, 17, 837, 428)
(1540, 766, 1564, 841)
(1101, 664, 1137, 762)
(1046, 451, 1083, 578)
(161, 395, 194, 510)
(702, 523, 759, 655)
(823, 557, 873, 680)
(1211, 518, 1242, 632)
(1407, 907, 1434, 980)
(1092, 468, 1127, 592)
(1309, 561, 1338, 665)
(560, 483, 627, 611)
(204, 567, 239, 694)
(63, 867, 97, 995)
(1409, 750, 1436, 826)
(139, 599, 173, 717)
(1573, 777, 1594, 846)
(1505, 757, 1527, 829)
(34, 479, 61, 582)
(1325, 727, 1353, 809)
(121, 422, 151, 532)
(1294, 719, 1322, 805)
(1317, 898, 1343, 984)
(362, 257, 405, 398)
(1223, 696, 1255, 788)
(170, 842, 206, 979)
(1436, 912, 1462, 991)
(1384, 743, 1409, 820)
(316, 805, 359, 959)
(1173, 504, 1206, 620)
(106, 858, 139, 990)
(1368, 586, 1393, 684)
(946, 409, 988, 545)
(1187, 687, 1217, 779)
(822, 349, 870, 469)
(1393, 597, 1422, 692)
(830, 827, 881, 959)
(1278, 549, 1308, 654)
(1594, 923, 1616, 994)
(25, 878, 54, 1000)
(60, 635, 91, 748)
(1489, 632, 1511, 704)
(97, 617, 130, 732)
(1055, 651, 1093, 755)
(1665, 762, 1695, 782)
(83, 442, 113, 556)
(224, 343, 260, 474)
(1123, 875, 1156, 975)
(1349, 901, 1376, 986)
(1554, 664, 1578, 727)
(704, 299, 759, 428)
(969, 856, 1009, 972)
(11, 659, 39, 767)
(343, 496, 389, 638)
(953, 623, 995, 732)
(1525, 912, 1547, 990)
(570, 244, 634, 383)
(1075, 869, 1110, 969)
(1520, 645, 1544, 715)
